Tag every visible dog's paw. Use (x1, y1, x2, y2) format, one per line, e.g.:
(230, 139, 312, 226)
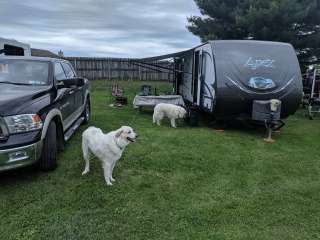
(82, 170, 89, 175)
(110, 177, 116, 182)
(106, 181, 113, 186)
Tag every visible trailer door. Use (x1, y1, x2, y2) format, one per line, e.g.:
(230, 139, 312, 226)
(199, 45, 215, 112)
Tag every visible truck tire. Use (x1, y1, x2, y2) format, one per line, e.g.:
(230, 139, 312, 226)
(82, 99, 90, 125)
(38, 121, 57, 171)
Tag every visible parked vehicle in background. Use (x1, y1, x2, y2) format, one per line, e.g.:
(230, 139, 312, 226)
(0, 37, 31, 56)
(0, 56, 90, 171)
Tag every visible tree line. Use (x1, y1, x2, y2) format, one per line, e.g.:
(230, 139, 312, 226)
(188, 0, 320, 66)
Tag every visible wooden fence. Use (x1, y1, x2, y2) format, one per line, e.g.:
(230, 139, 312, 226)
(65, 57, 174, 81)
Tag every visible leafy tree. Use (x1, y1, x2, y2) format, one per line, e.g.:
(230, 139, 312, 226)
(188, 0, 320, 64)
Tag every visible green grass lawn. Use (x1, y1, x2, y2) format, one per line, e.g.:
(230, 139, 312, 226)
(1, 80, 320, 240)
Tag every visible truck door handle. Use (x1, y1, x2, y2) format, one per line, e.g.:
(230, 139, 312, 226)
(69, 90, 75, 95)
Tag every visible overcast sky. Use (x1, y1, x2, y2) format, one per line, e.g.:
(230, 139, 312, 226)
(0, 0, 201, 58)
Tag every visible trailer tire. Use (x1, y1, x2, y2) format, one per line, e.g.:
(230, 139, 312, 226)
(38, 121, 57, 171)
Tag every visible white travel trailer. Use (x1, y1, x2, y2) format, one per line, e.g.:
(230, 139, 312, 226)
(0, 37, 31, 56)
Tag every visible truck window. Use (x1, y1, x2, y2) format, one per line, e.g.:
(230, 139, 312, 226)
(0, 59, 49, 85)
(62, 62, 76, 78)
(55, 63, 67, 80)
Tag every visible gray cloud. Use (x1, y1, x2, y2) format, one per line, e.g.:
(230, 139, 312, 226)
(0, 0, 201, 57)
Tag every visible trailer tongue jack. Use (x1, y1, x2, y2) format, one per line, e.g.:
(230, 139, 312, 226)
(252, 99, 285, 143)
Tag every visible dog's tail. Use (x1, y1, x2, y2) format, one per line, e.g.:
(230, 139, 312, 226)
(82, 135, 90, 175)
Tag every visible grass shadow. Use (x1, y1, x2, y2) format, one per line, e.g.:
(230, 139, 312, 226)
(0, 165, 43, 187)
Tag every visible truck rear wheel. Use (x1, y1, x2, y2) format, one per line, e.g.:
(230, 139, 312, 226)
(38, 121, 57, 171)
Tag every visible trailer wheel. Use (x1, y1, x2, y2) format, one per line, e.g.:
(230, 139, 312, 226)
(38, 121, 57, 171)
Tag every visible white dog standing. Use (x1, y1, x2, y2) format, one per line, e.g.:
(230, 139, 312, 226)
(153, 103, 187, 128)
(82, 126, 137, 186)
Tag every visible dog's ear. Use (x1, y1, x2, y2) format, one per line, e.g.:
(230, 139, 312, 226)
(115, 129, 124, 138)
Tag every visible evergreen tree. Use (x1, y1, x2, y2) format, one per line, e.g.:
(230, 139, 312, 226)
(188, 0, 320, 63)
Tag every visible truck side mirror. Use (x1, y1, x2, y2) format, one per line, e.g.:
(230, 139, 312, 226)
(57, 81, 65, 89)
(57, 78, 85, 88)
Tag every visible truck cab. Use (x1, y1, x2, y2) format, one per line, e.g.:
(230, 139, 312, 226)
(0, 56, 90, 171)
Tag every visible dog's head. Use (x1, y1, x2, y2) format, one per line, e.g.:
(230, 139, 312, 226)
(178, 107, 187, 119)
(115, 126, 138, 144)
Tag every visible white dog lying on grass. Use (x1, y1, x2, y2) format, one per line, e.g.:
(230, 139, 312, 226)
(82, 126, 137, 186)
(153, 103, 187, 128)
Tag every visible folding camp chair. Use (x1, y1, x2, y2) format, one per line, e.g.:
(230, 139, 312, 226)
(111, 84, 123, 97)
(111, 84, 127, 106)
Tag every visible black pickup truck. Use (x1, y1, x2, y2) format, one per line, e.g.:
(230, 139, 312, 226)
(0, 56, 90, 171)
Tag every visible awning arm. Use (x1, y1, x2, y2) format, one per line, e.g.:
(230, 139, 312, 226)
(130, 60, 192, 75)
(130, 61, 173, 74)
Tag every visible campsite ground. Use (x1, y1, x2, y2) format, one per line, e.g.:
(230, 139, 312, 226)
(1, 80, 320, 240)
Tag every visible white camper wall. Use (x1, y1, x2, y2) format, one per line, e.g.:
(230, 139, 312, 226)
(23, 46, 31, 56)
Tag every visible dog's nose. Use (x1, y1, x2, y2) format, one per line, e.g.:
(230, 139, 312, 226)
(136, 134, 139, 138)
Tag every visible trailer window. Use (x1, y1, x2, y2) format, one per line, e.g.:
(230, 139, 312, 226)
(3, 44, 24, 56)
